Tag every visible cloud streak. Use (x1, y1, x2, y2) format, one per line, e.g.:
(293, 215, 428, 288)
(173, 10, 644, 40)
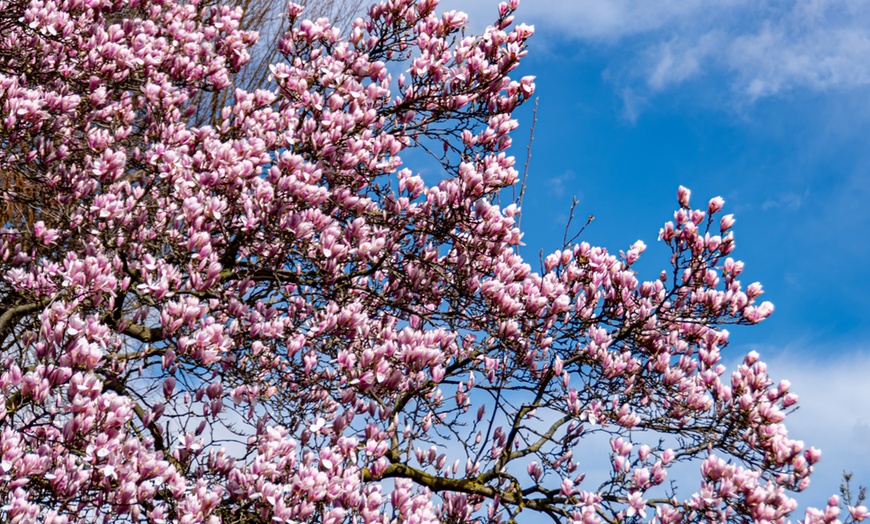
(742, 347, 870, 507)
(442, 0, 870, 106)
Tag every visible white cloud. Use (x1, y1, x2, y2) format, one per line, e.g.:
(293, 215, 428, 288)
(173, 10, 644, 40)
(437, 0, 720, 39)
(439, 0, 870, 107)
(761, 191, 806, 210)
(644, 32, 722, 91)
(617, 87, 648, 123)
(547, 169, 576, 198)
(750, 348, 870, 508)
(725, 21, 870, 100)
(487, 0, 748, 41)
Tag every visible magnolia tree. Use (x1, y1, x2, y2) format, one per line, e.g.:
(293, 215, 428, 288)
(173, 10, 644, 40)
(0, 0, 864, 522)
(0, 0, 365, 225)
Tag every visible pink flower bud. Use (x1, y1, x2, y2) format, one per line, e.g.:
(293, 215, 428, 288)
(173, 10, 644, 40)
(638, 445, 650, 461)
(527, 461, 542, 482)
(677, 186, 691, 208)
(560, 478, 574, 497)
(746, 282, 764, 299)
(163, 377, 176, 399)
(544, 252, 560, 272)
(849, 506, 869, 521)
(782, 393, 799, 407)
(708, 196, 725, 214)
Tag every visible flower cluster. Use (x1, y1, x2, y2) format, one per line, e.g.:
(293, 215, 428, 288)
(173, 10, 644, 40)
(0, 0, 859, 522)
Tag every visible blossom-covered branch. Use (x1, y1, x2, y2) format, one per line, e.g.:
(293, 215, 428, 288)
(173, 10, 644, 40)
(0, 0, 862, 522)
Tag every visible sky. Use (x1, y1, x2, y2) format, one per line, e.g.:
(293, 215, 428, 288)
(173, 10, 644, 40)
(435, 0, 870, 511)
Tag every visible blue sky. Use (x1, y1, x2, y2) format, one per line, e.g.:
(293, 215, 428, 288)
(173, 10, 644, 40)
(438, 0, 870, 510)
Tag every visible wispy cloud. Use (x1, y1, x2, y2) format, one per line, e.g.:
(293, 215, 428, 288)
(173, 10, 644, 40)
(547, 169, 576, 198)
(736, 346, 870, 507)
(441, 0, 870, 108)
(643, 32, 722, 91)
(761, 191, 807, 211)
(510, 0, 743, 41)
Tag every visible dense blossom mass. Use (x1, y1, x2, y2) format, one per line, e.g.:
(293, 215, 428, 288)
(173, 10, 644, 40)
(0, 0, 865, 522)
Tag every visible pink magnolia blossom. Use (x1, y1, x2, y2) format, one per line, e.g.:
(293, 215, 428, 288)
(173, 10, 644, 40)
(0, 0, 854, 522)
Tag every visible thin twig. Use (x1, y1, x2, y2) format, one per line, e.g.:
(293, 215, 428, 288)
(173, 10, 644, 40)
(515, 97, 538, 235)
(561, 195, 595, 249)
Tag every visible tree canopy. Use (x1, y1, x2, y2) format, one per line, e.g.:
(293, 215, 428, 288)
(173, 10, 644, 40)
(0, 0, 864, 522)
